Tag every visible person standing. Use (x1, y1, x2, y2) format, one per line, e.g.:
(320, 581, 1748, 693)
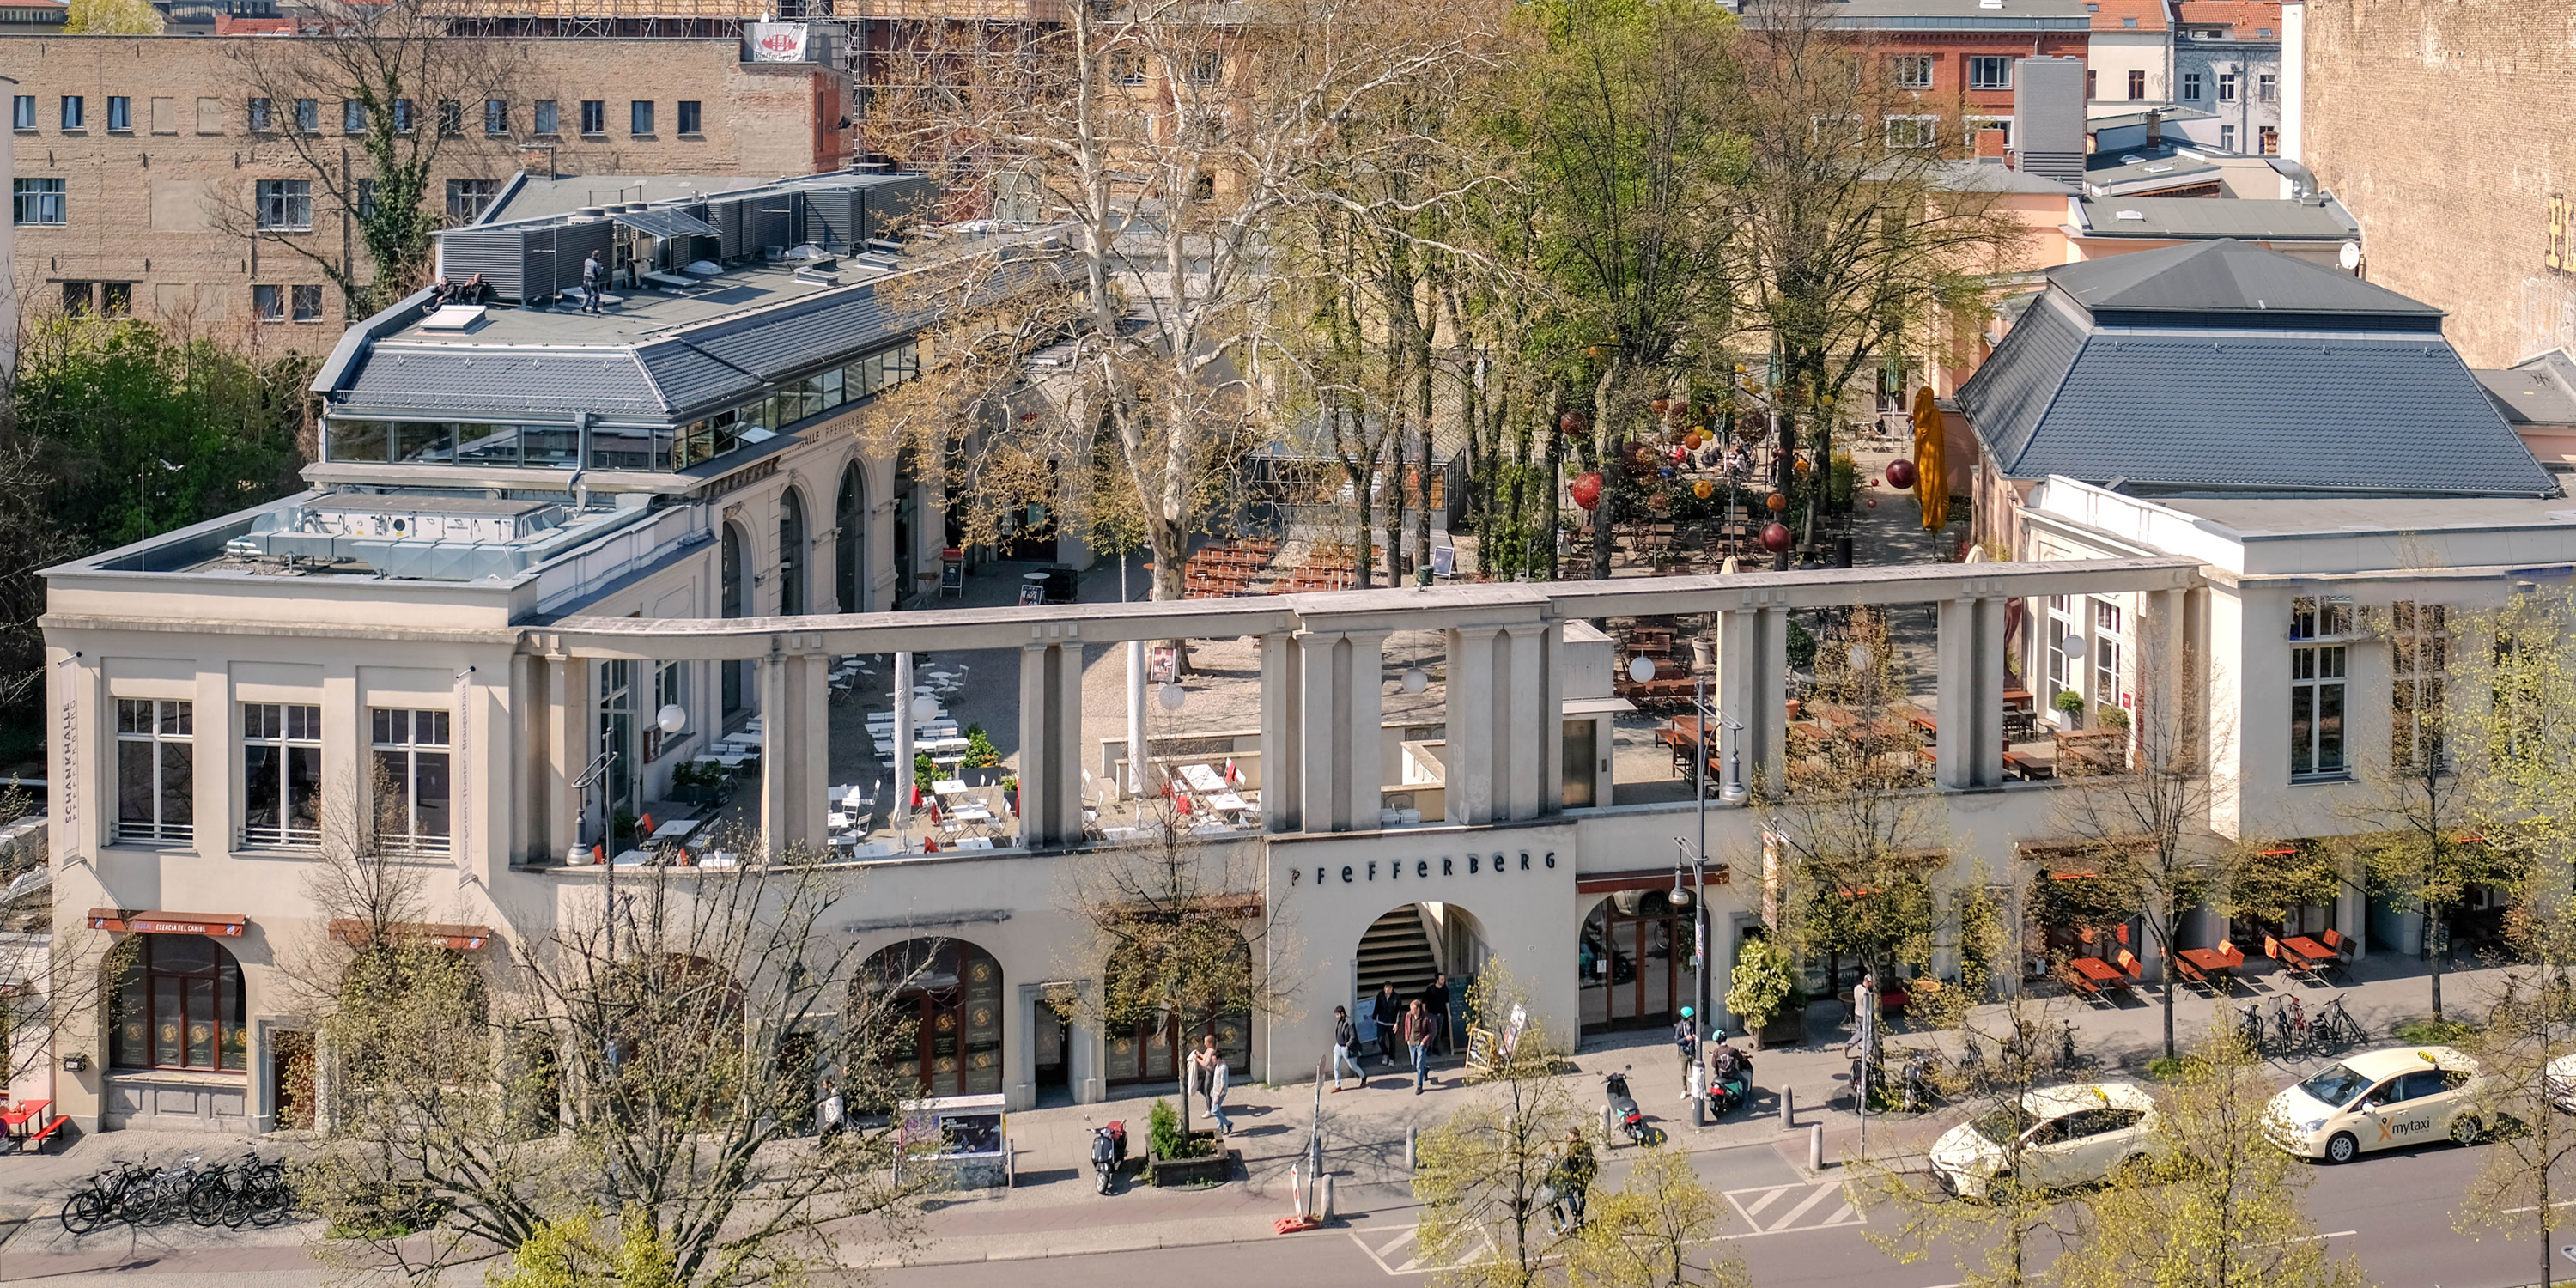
(1550, 1127, 1597, 1231)
(1329, 1005, 1366, 1091)
(1419, 973, 1455, 1057)
(1404, 999, 1435, 1095)
(1191, 1034, 1229, 1131)
(817, 1075, 846, 1139)
(1674, 1005, 1701, 1100)
(580, 251, 605, 315)
(1371, 982, 1403, 1068)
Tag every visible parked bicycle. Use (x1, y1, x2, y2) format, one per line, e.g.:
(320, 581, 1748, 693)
(2270, 994, 2311, 1055)
(2312, 996, 2369, 1049)
(58, 1151, 295, 1236)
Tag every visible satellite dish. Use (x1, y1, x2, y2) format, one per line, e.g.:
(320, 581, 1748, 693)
(2337, 240, 2361, 272)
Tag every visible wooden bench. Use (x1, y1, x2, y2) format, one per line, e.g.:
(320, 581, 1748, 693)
(21, 1113, 66, 1153)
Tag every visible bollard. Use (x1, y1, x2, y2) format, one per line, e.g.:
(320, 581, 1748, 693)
(1406, 1126, 1418, 1171)
(1782, 1084, 1796, 1128)
(1807, 1122, 1825, 1172)
(1289, 1163, 1303, 1218)
(1692, 1093, 1707, 1130)
(1320, 1173, 1336, 1222)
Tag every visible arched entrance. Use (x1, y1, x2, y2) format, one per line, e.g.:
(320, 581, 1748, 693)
(776, 488, 808, 617)
(1580, 893, 1685, 1034)
(834, 463, 866, 614)
(720, 523, 748, 714)
(859, 938, 1004, 1097)
(1353, 902, 1488, 1058)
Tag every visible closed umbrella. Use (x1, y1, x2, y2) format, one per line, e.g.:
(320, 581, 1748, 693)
(1911, 386, 1948, 532)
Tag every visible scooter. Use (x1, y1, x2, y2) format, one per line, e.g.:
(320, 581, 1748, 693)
(1706, 1047, 1754, 1118)
(1091, 1120, 1127, 1194)
(1604, 1066, 1660, 1147)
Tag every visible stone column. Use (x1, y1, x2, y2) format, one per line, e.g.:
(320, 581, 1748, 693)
(544, 654, 579, 863)
(1018, 627, 1085, 848)
(1500, 623, 1551, 820)
(1260, 631, 1302, 832)
(1444, 626, 1500, 825)
(1936, 595, 2008, 790)
(1292, 629, 1388, 833)
(892, 651, 914, 829)
(1538, 620, 1564, 815)
(1712, 606, 1788, 799)
(1342, 630, 1388, 830)
(758, 645, 826, 859)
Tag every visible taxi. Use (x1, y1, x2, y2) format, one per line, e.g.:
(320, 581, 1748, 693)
(1928, 1082, 2161, 1200)
(2264, 1045, 2484, 1163)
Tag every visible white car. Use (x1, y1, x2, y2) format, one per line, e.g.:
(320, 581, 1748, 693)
(2265, 1045, 2484, 1163)
(1928, 1082, 2160, 1200)
(2543, 1052, 2576, 1115)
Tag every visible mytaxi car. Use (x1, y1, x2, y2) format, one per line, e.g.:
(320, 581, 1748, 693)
(1928, 1082, 2161, 1200)
(2264, 1045, 2483, 1163)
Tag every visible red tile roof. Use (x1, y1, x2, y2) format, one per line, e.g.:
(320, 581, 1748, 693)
(2174, 0, 2281, 39)
(2087, 0, 2167, 33)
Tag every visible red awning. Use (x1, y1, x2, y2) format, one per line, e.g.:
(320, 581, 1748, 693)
(1577, 867, 1733, 896)
(88, 908, 246, 937)
(327, 920, 495, 951)
(2050, 870, 2104, 881)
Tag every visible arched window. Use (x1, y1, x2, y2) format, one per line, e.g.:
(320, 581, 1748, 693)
(858, 938, 1002, 1097)
(835, 464, 866, 614)
(720, 524, 747, 714)
(108, 936, 247, 1072)
(777, 489, 808, 617)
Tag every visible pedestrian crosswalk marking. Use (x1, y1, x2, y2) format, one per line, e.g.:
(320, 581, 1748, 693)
(1352, 1224, 1492, 1276)
(1724, 1181, 1864, 1237)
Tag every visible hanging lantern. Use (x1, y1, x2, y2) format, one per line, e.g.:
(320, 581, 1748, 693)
(1885, 459, 1918, 490)
(1587, 346, 1602, 357)
(1867, 498, 1879, 509)
(1760, 522, 1792, 553)
(1693, 479, 1715, 500)
(1560, 410, 1591, 437)
(1647, 491, 1672, 513)
(1571, 472, 1604, 510)
(1765, 492, 1789, 513)
(1794, 455, 1813, 475)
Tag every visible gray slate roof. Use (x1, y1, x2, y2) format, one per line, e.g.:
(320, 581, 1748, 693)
(1959, 240, 2558, 499)
(2474, 349, 2576, 427)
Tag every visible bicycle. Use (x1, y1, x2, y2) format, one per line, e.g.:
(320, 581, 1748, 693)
(2314, 997, 2368, 1048)
(58, 1162, 146, 1236)
(2269, 995, 2310, 1057)
(2237, 1002, 2266, 1054)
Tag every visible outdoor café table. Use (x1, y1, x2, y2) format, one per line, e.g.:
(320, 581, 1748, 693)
(1180, 763, 1228, 793)
(951, 805, 994, 824)
(933, 779, 970, 797)
(652, 818, 700, 842)
(611, 848, 655, 867)
(2068, 956, 2128, 990)
(1206, 791, 1249, 816)
(3, 1099, 52, 1145)
(2178, 946, 2243, 987)
(2280, 936, 2336, 972)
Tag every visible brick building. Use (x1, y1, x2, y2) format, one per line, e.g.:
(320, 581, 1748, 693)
(0, 33, 853, 346)
(2294, 0, 2576, 370)
(1746, 0, 2092, 151)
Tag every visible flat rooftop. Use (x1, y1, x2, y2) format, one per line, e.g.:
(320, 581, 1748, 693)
(383, 257, 898, 349)
(2073, 196, 2359, 241)
(2159, 495, 2576, 539)
(486, 173, 790, 225)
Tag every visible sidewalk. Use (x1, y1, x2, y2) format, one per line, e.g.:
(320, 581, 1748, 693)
(886, 951, 2512, 1267)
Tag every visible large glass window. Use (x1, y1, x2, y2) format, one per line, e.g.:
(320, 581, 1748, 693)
(778, 489, 808, 616)
(598, 660, 635, 818)
(2392, 600, 2449, 774)
(371, 708, 451, 854)
(1889, 55, 1933, 89)
(255, 179, 312, 231)
(2291, 647, 2347, 779)
(242, 702, 322, 848)
(59, 95, 82, 130)
(116, 699, 193, 844)
(1968, 57, 2012, 90)
(108, 936, 247, 1072)
(13, 178, 64, 226)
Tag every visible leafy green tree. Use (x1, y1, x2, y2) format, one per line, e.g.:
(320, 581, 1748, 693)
(64, 0, 161, 33)
(2457, 904, 2576, 1288)
(1415, 963, 1579, 1288)
(1569, 1147, 1748, 1288)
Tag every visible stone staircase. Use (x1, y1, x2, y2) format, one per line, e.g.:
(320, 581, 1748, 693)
(1356, 905, 1439, 998)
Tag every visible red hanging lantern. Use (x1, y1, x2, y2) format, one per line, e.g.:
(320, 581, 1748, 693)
(1885, 459, 1919, 490)
(1560, 410, 1591, 437)
(1693, 479, 1715, 500)
(1647, 491, 1671, 513)
(1866, 498, 1879, 509)
(1760, 522, 1792, 553)
(1571, 471, 1604, 510)
(1650, 398, 1672, 416)
(1765, 492, 1789, 513)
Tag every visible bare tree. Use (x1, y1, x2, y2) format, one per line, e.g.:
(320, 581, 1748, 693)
(862, 0, 1499, 600)
(296, 836, 937, 1288)
(222, 0, 529, 313)
(1412, 962, 1578, 1288)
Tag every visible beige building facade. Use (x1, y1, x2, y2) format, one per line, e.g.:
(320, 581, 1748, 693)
(0, 33, 851, 347)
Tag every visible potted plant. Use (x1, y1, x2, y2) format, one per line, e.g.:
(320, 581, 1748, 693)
(1725, 938, 1807, 1049)
(1143, 1097, 1232, 1187)
(2097, 704, 2130, 733)
(963, 724, 1002, 770)
(2052, 688, 2086, 728)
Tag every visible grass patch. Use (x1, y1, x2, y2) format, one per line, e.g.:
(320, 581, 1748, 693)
(2391, 1017, 2476, 1045)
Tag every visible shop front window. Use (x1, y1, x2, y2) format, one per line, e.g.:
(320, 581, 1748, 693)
(108, 935, 248, 1072)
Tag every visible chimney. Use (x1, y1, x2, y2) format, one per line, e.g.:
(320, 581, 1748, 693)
(2145, 110, 2163, 151)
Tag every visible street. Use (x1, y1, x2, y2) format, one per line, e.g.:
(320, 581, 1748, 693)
(881, 1134, 2553, 1288)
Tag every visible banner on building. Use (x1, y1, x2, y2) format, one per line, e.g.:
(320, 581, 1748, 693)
(747, 22, 810, 63)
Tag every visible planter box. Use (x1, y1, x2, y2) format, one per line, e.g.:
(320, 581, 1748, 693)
(1147, 1133, 1238, 1187)
(1752, 1008, 1807, 1050)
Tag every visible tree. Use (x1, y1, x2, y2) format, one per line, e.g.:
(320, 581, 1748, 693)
(64, 0, 160, 33)
(863, 0, 1498, 600)
(1717, 0, 2022, 558)
(2457, 904, 2576, 1288)
(2342, 598, 2510, 1021)
(1414, 963, 1578, 1288)
(1512, 0, 1741, 579)
(2059, 1027, 2365, 1288)
(222, 0, 528, 313)
(296, 839, 937, 1288)
(1568, 1146, 1750, 1288)
(1054, 786, 1292, 1139)
(1752, 607, 1947, 994)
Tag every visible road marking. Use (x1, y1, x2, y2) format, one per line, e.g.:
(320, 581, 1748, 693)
(1767, 1182, 1840, 1233)
(1723, 1181, 1864, 1236)
(1350, 1224, 1492, 1277)
(2508, 1200, 2576, 1214)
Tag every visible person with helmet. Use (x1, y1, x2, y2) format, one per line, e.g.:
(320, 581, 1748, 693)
(1674, 1005, 1701, 1100)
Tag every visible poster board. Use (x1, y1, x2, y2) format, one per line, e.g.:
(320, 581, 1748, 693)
(1463, 1026, 1498, 1078)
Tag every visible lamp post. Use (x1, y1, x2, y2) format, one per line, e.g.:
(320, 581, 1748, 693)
(574, 748, 621, 958)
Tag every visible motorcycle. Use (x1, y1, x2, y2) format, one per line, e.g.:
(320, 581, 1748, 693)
(1091, 1121, 1127, 1194)
(1706, 1047, 1754, 1117)
(1604, 1066, 1661, 1147)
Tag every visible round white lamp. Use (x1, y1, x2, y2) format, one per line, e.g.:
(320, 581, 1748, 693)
(910, 695, 940, 724)
(1401, 666, 1430, 694)
(1628, 654, 1658, 684)
(1158, 683, 1187, 712)
(1847, 644, 1874, 672)
(654, 703, 688, 736)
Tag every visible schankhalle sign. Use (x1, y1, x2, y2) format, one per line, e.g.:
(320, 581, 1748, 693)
(1293, 850, 1558, 888)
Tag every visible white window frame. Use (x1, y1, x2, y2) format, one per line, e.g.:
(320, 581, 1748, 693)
(241, 702, 323, 848)
(370, 708, 453, 854)
(1890, 54, 1933, 90)
(2391, 601, 2450, 775)
(255, 179, 312, 231)
(115, 698, 194, 844)
(2217, 71, 2239, 102)
(2181, 70, 2203, 100)
(2288, 596, 2352, 781)
(1968, 56, 2012, 90)
(1885, 115, 1939, 149)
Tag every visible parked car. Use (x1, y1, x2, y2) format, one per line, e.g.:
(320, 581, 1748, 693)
(1928, 1082, 2160, 1200)
(2265, 1045, 2483, 1163)
(2547, 1052, 2576, 1115)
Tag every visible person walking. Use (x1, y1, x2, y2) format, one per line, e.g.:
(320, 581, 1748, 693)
(580, 251, 605, 315)
(1371, 982, 1403, 1068)
(1191, 1034, 1230, 1132)
(1419, 973, 1455, 1057)
(1329, 1005, 1366, 1091)
(1549, 1127, 1597, 1232)
(1404, 999, 1435, 1094)
(1674, 1005, 1702, 1100)
(817, 1075, 846, 1139)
